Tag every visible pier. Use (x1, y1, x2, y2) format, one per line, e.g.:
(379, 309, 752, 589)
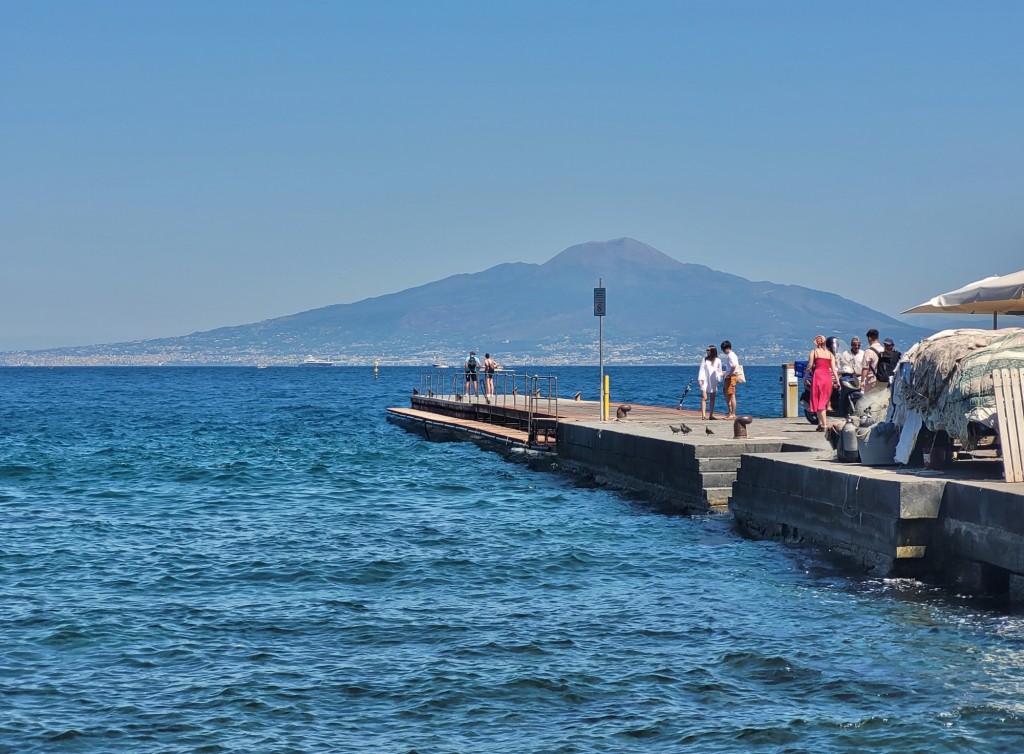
(388, 387, 1024, 599)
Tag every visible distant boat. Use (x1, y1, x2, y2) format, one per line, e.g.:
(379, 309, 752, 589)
(300, 355, 334, 367)
(432, 363, 450, 368)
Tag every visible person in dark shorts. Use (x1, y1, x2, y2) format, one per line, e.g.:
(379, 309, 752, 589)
(720, 340, 740, 418)
(464, 351, 481, 399)
(483, 353, 500, 399)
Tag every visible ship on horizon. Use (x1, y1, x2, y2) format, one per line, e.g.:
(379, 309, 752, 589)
(300, 355, 334, 367)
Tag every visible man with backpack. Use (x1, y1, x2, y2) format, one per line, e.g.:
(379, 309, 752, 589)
(875, 338, 901, 386)
(860, 329, 900, 393)
(860, 329, 883, 393)
(464, 351, 481, 400)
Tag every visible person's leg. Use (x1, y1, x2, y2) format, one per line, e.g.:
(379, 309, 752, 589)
(701, 390, 708, 420)
(817, 408, 827, 430)
(708, 391, 717, 418)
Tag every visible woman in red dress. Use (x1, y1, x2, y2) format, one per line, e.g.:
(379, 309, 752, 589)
(808, 335, 840, 432)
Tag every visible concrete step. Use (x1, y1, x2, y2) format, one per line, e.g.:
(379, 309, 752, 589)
(700, 470, 742, 488)
(703, 486, 733, 508)
(697, 456, 743, 472)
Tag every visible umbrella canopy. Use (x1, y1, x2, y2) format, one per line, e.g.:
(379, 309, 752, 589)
(902, 270, 1024, 327)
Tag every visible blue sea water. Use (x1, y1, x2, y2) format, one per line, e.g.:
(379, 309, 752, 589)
(3, 366, 1024, 753)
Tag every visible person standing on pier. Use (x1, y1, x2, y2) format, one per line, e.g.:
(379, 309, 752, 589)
(464, 351, 481, 400)
(698, 345, 723, 420)
(860, 329, 884, 393)
(809, 335, 841, 431)
(720, 340, 740, 418)
(483, 353, 500, 399)
(838, 337, 864, 415)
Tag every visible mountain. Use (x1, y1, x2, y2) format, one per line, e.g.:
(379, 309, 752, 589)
(2, 238, 934, 366)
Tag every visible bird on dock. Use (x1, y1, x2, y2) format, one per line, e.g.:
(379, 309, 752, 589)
(412, 388, 419, 395)
(705, 425, 714, 436)
(669, 424, 681, 434)
(455, 393, 463, 402)
(616, 404, 632, 420)
(574, 390, 582, 401)
(679, 423, 692, 434)
(535, 388, 541, 398)
(512, 386, 518, 396)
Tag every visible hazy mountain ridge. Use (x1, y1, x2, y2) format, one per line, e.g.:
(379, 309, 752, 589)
(1, 238, 933, 366)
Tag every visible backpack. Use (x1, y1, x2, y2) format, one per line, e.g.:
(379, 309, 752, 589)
(873, 348, 899, 384)
(466, 355, 478, 373)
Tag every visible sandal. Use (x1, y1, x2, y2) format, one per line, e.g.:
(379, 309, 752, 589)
(816, 426, 825, 432)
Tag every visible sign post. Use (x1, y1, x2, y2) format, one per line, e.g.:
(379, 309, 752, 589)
(594, 280, 606, 421)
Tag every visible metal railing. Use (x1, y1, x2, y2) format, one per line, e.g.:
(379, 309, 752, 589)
(415, 368, 560, 447)
(417, 369, 559, 415)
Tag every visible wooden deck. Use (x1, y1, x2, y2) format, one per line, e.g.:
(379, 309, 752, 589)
(388, 391, 828, 452)
(386, 406, 532, 446)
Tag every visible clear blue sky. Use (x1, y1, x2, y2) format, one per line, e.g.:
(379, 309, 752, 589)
(3, 1, 1022, 350)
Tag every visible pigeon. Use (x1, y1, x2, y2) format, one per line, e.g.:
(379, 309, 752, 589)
(412, 388, 419, 395)
(705, 425, 714, 436)
(512, 386, 518, 396)
(616, 404, 632, 420)
(456, 393, 463, 402)
(534, 388, 542, 398)
(669, 424, 681, 434)
(679, 423, 692, 434)
(574, 390, 582, 401)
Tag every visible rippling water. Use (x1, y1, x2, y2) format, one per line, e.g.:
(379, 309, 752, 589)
(3, 366, 1024, 753)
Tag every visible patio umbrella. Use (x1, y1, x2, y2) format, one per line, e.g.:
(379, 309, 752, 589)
(902, 270, 1024, 329)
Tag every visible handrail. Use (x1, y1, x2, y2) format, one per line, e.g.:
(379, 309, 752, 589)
(414, 367, 559, 445)
(417, 369, 557, 408)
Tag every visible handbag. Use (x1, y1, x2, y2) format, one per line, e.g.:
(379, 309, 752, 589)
(734, 364, 746, 384)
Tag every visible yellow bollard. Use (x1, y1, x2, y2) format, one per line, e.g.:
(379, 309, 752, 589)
(603, 374, 610, 422)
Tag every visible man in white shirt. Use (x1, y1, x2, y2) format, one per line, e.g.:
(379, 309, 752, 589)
(860, 329, 885, 393)
(838, 337, 864, 416)
(720, 340, 740, 418)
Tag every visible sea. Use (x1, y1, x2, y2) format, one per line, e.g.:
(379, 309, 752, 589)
(3, 365, 1024, 753)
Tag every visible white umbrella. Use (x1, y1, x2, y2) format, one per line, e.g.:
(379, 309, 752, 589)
(902, 270, 1024, 328)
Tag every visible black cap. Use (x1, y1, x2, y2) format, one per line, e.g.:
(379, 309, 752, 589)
(883, 338, 894, 347)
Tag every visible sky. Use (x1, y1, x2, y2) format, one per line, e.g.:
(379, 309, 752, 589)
(3, 1, 1023, 350)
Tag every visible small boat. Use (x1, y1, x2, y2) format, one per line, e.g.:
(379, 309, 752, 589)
(300, 355, 334, 367)
(432, 363, 450, 368)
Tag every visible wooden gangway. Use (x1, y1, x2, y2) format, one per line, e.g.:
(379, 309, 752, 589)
(994, 367, 1024, 483)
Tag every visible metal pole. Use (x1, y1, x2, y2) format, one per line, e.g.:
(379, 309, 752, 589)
(599, 277, 604, 422)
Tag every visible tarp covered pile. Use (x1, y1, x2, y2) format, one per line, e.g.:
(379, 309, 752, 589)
(895, 327, 1024, 449)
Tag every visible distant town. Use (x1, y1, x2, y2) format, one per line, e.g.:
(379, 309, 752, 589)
(0, 337, 805, 368)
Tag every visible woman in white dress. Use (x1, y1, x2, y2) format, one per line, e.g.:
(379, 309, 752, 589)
(698, 345, 723, 420)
